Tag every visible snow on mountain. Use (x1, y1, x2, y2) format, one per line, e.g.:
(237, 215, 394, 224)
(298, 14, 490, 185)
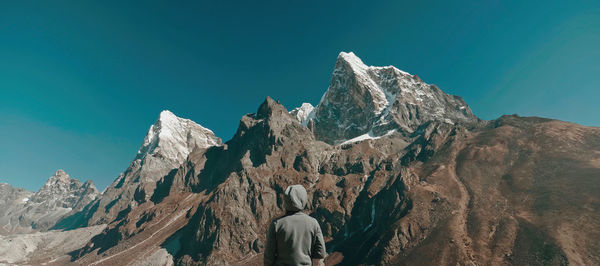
(136, 110, 222, 164)
(333, 52, 392, 115)
(310, 51, 479, 144)
(289, 103, 315, 126)
(56, 110, 223, 228)
(339, 129, 397, 145)
(119, 110, 223, 187)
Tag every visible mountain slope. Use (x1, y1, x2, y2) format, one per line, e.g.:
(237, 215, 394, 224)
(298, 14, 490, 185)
(0, 183, 33, 234)
(55, 110, 222, 229)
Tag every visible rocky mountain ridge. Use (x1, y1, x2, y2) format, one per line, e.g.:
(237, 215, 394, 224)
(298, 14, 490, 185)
(309, 52, 479, 144)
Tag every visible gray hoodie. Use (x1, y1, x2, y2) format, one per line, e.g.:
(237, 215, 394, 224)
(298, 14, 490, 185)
(264, 185, 327, 266)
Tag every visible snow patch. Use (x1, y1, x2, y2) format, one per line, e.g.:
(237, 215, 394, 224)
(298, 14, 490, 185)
(337, 52, 389, 115)
(339, 129, 396, 145)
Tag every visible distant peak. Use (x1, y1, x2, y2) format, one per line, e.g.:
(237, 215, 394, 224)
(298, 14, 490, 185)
(157, 110, 186, 129)
(148, 110, 219, 140)
(335, 51, 412, 76)
(311, 51, 476, 144)
(336, 51, 369, 74)
(136, 109, 222, 163)
(337, 51, 366, 66)
(256, 96, 287, 119)
(50, 169, 71, 182)
(290, 103, 316, 127)
(40, 169, 77, 190)
(54, 169, 68, 176)
(299, 102, 314, 110)
(159, 110, 177, 121)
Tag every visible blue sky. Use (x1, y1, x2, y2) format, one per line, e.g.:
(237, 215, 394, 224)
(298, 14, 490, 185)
(1, 1, 599, 191)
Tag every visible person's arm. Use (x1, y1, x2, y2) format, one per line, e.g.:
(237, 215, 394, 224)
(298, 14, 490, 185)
(311, 221, 327, 259)
(264, 222, 277, 266)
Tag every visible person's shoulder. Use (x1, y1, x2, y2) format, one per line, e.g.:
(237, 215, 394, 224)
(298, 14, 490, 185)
(271, 214, 287, 224)
(271, 212, 298, 225)
(302, 213, 321, 227)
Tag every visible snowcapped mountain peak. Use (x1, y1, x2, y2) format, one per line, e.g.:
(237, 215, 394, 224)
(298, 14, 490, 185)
(73, 110, 224, 223)
(337, 51, 368, 72)
(336, 51, 412, 77)
(159, 109, 176, 120)
(311, 51, 479, 144)
(136, 110, 222, 164)
(158, 110, 189, 127)
(290, 103, 315, 126)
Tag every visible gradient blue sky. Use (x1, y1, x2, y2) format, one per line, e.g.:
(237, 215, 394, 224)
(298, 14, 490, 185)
(1, 1, 599, 191)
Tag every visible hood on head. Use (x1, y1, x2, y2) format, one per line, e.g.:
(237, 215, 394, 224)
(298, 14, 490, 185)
(283, 185, 307, 212)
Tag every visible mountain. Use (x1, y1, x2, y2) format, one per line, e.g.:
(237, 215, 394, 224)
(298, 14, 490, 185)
(70, 97, 599, 266)
(1, 52, 598, 266)
(290, 102, 315, 127)
(310, 52, 479, 144)
(54, 110, 222, 229)
(0, 170, 98, 234)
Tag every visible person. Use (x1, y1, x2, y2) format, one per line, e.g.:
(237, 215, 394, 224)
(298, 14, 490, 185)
(264, 184, 327, 266)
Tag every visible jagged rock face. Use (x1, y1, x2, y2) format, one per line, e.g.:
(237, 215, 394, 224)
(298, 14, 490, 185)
(169, 98, 436, 264)
(310, 52, 479, 144)
(31, 170, 98, 209)
(0, 170, 98, 234)
(55, 110, 222, 229)
(174, 98, 335, 265)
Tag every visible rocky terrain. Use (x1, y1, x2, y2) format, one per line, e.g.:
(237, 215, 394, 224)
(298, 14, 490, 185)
(1, 52, 598, 265)
(0, 224, 106, 265)
(0, 170, 98, 235)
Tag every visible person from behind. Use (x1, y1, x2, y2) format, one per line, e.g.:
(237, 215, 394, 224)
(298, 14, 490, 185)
(264, 184, 327, 266)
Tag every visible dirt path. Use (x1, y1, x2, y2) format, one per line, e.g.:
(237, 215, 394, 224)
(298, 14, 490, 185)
(447, 143, 474, 263)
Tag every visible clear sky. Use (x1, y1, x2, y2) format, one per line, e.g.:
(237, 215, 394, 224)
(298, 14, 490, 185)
(1, 1, 599, 191)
